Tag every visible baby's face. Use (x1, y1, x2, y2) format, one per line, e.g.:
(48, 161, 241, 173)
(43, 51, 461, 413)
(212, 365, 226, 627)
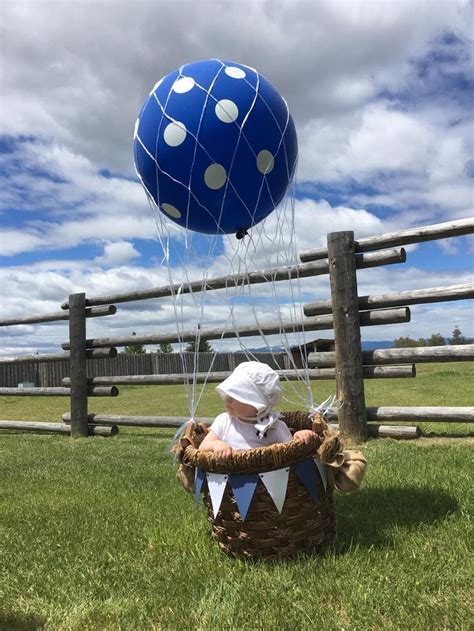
(223, 395, 258, 422)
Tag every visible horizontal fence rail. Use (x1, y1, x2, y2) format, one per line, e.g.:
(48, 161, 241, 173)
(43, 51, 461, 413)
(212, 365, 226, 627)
(61, 364, 415, 386)
(334, 424, 420, 439)
(329, 407, 474, 423)
(59, 414, 420, 439)
(62, 307, 410, 350)
(0, 352, 72, 366)
(61, 371, 312, 385)
(63, 413, 193, 427)
(0, 305, 116, 327)
(61, 247, 405, 309)
(0, 387, 73, 396)
(66, 406, 473, 428)
(0, 386, 119, 397)
(309, 344, 474, 366)
(300, 217, 474, 262)
(0, 421, 117, 435)
(0, 348, 117, 366)
(304, 283, 474, 316)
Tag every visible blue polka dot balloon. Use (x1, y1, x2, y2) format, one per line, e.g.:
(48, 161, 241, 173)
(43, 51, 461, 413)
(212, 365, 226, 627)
(133, 59, 298, 235)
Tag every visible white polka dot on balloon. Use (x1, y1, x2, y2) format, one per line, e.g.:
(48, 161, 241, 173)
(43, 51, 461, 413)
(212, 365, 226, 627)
(204, 164, 227, 190)
(164, 121, 187, 147)
(161, 203, 182, 219)
(215, 99, 239, 123)
(256, 150, 275, 174)
(225, 66, 246, 79)
(173, 77, 195, 93)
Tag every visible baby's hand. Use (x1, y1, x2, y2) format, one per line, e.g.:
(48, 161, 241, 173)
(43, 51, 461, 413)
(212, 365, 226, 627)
(212, 441, 234, 457)
(293, 429, 316, 444)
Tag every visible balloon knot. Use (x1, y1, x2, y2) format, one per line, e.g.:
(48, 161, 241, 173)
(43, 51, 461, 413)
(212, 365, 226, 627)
(236, 228, 249, 240)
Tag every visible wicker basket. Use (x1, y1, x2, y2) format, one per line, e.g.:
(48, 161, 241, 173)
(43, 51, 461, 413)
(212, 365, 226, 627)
(179, 411, 337, 561)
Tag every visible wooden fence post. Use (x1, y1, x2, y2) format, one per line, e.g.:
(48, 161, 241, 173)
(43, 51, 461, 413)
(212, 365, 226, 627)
(69, 293, 88, 437)
(327, 232, 368, 442)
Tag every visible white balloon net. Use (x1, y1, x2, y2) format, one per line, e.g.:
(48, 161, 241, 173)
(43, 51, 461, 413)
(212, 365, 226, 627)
(149, 178, 317, 424)
(135, 59, 295, 236)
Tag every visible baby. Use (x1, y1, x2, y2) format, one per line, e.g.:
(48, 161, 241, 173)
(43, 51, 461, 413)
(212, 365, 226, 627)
(199, 361, 315, 456)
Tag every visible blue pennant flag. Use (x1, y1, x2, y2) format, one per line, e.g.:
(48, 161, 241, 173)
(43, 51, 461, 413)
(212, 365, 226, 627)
(292, 458, 320, 502)
(229, 473, 259, 521)
(195, 468, 206, 508)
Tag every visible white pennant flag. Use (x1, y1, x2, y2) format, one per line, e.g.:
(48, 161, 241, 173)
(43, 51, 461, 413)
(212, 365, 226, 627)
(206, 473, 228, 518)
(314, 457, 327, 491)
(259, 467, 290, 514)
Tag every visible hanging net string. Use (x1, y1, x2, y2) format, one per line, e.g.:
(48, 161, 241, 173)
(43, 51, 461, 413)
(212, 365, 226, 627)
(152, 209, 275, 419)
(151, 191, 315, 423)
(227, 179, 314, 411)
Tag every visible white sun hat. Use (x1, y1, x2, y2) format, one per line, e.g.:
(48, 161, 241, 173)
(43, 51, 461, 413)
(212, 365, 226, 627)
(216, 361, 282, 419)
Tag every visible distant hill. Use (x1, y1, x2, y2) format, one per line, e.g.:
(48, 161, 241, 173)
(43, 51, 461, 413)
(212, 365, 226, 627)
(245, 346, 285, 353)
(245, 341, 395, 353)
(361, 340, 393, 350)
(244, 339, 472, 354)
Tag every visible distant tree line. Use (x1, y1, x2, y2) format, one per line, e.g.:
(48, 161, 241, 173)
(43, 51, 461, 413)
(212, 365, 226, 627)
(394, 325, 469, 348)
(123, 325, 470, 354)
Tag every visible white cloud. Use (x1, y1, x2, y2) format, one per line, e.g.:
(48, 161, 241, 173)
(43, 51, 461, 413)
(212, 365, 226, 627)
(298, 101, 473, 223)
(0, 138, 158, 256)
(294, 198, 385, 251)
(298, 101, 473, 219)
(94, 241, 140, 266)
(0, 229, 44, 256)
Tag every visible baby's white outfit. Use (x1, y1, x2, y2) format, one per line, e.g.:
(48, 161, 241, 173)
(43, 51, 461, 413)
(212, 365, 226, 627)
(210, 412, 292, 450)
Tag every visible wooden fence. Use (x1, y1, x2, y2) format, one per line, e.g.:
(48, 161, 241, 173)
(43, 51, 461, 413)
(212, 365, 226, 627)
(0, 352, 287, 388)
(1, 217, 473, 440)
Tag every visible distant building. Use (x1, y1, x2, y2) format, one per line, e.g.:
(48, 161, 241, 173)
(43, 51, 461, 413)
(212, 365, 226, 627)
(290, 339, 335, 368)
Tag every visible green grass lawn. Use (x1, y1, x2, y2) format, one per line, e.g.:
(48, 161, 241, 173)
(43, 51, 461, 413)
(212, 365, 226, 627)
(1, 363, 473, 630)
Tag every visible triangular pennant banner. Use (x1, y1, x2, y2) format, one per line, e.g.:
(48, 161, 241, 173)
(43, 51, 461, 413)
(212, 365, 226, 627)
(206, 473, 228, 518)
(313, 457, 327, 491)
(259, 467, 290, 514)
(195, 467, 206, 508)
(292, 458, 319, 502)
(229, 473, 258, 521)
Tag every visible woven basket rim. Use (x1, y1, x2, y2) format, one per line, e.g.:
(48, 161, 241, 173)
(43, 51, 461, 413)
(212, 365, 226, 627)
(183, 434, 319, 474)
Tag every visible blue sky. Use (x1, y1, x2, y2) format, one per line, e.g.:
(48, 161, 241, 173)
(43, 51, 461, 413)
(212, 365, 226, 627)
(0, 0, 473, 358)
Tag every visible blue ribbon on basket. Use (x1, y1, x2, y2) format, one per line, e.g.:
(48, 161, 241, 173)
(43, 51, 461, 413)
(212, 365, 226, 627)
(195, 467, 206, 508)
(229, 474, 259, 520)
(292, 459, 320, 502)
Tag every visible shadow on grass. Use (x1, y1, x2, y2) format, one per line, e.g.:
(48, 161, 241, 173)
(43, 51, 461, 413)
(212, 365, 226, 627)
(335, 486, 459, 550)
(0, 612, 46, 630)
